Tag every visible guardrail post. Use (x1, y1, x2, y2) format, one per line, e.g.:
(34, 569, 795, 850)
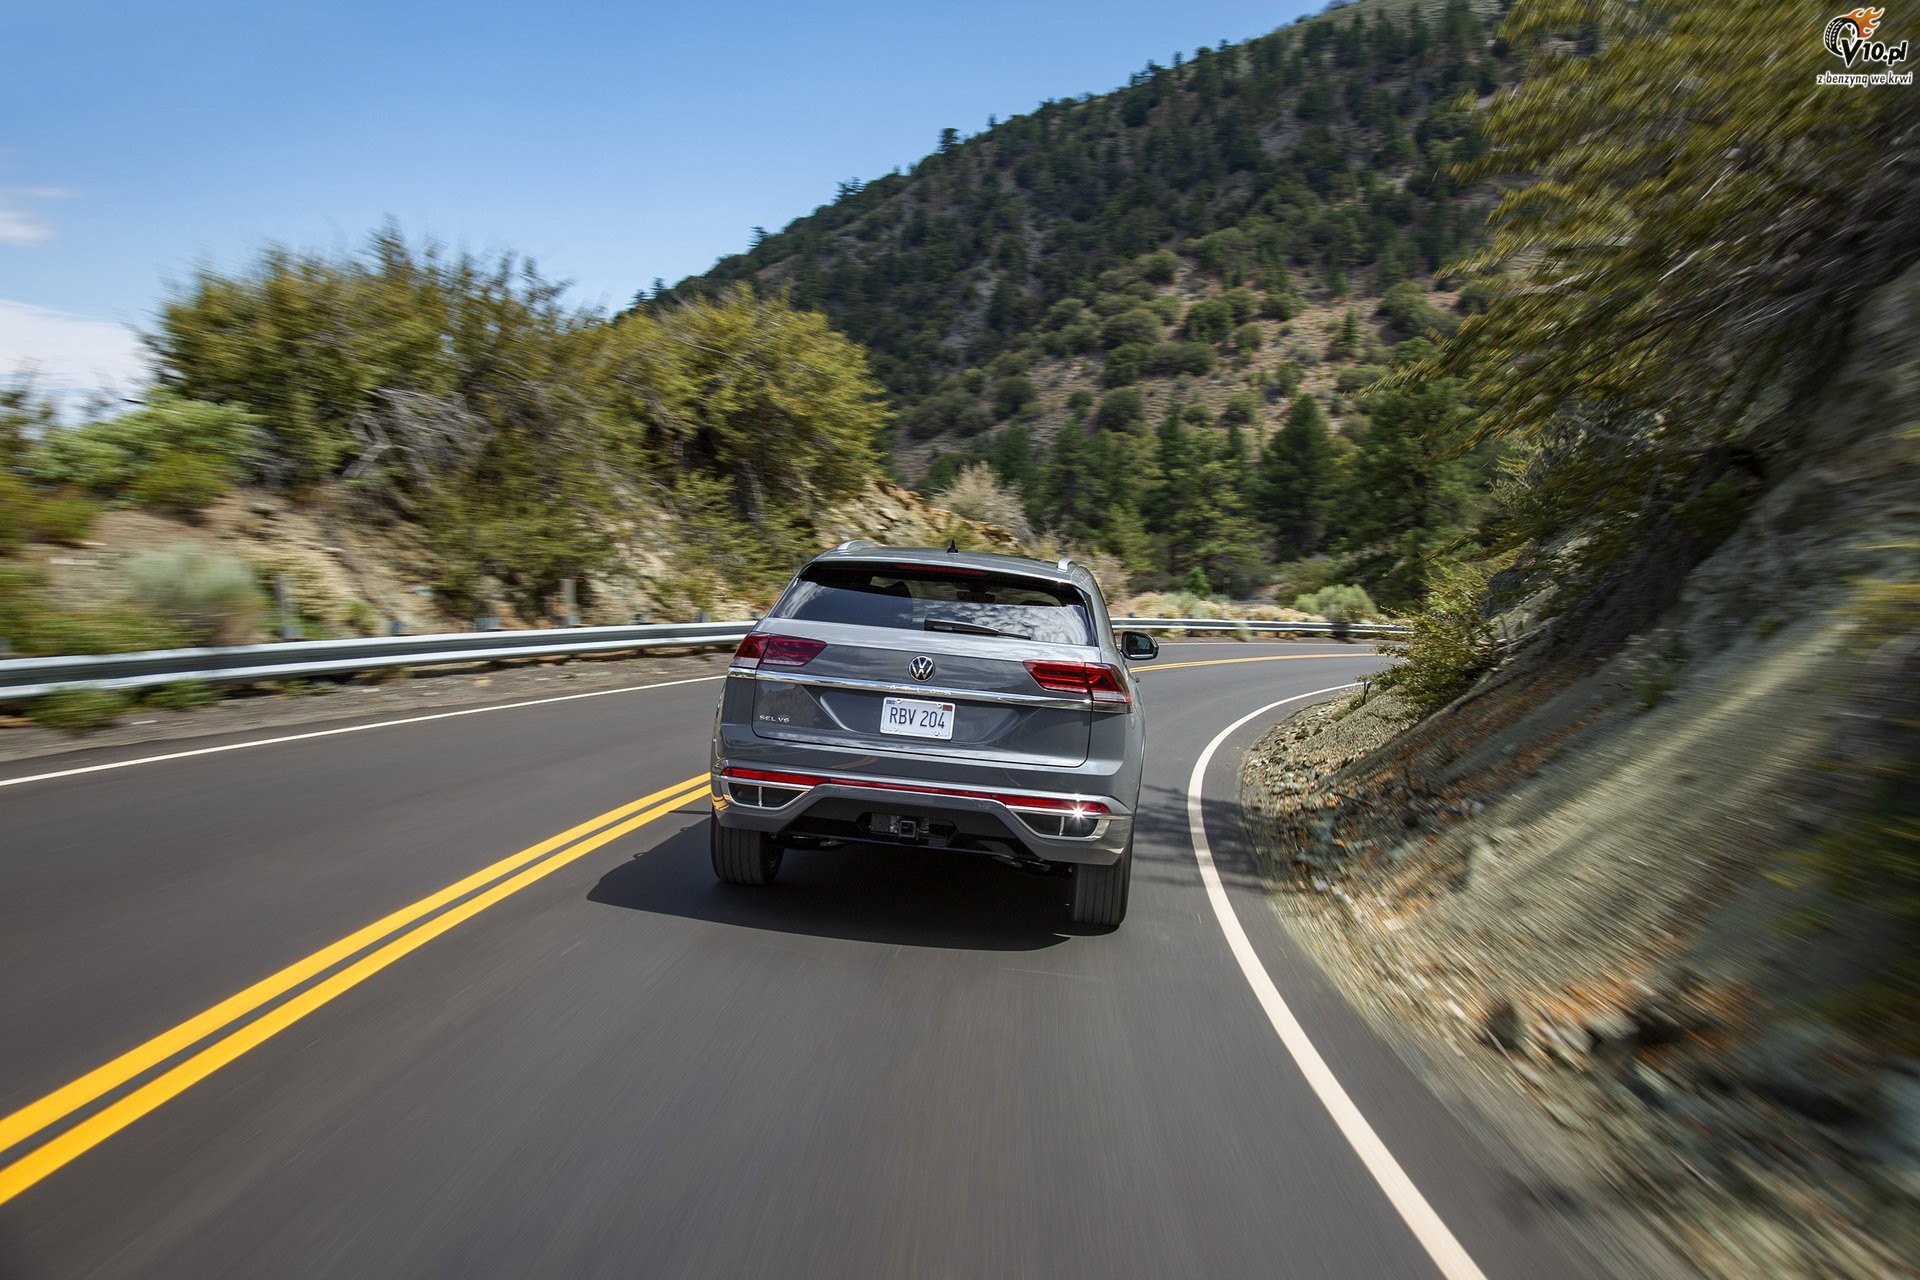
(696, 610, 711, 624)
(561, 579, 579, 628)
(274, 574, 299, 641)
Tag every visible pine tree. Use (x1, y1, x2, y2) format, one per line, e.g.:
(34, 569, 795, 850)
(1330, 308, 1361, 359)
(1167, 431, 1266, 597)
(1042, 419, 1101, 543)
(1336, 379, 1473, 606)
(1257, 394, 1335, 560)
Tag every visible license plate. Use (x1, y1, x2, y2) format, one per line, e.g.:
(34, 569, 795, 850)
(881, 697, 955, 740)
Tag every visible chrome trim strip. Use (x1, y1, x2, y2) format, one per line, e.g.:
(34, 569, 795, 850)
(717, 764, 1130, 817)
(746, 669, 1094, 711)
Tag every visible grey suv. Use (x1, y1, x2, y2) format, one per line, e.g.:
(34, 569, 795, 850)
(709, 542, 1157, 928)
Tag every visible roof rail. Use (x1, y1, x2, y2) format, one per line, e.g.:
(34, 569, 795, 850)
(1057, 557, 1076, 572)
(833, 539, 878, 553)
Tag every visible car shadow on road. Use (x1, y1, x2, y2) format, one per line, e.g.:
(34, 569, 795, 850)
(588, 822, 1091, 951)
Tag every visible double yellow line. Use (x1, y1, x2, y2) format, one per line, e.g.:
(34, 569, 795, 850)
(0, 773, 709, 1205)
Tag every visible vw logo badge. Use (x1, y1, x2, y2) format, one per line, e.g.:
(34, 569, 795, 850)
(909, 656, 936, 682)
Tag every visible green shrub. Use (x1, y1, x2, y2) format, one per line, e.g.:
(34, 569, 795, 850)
(144, 679, 220, 711)
(1094, 389, 1146, 431)
(1379, 561, 1499, 714)
(27, 392, 260, 499)
(1141, 342, 1215, 377)
(1135, 250, 1179, 284)
(18, 609, 186, 656)
(1100, 309, 1162, 349)
(25, 429, 135, 494)
(1376, 281, 1455, 339)
(1184, 299, 1234, 345)
(1234, 323, 1263, 357)
(128, 451, 240, 515)
(0, 563, 40, 633)
(1293, 583, 1378, 622)
(1053, 321, 1100, 355)
(1632, 664, 1678, 711)
(29, 688, 132, 732)
(28, 491, 102, 543)
(1219, 393, 1259, 427)
(1260, 292, 1296, 321)
(1145, 295, 1183, 324)
(343, 600, 380, 636)
(1222, 289, 1260, 326)
(0, 476, 98, 549)
(1270, 556, 1343, 600)
(125, 544, 265, 645)
(1, 564, 188, 655)
(1104, 344, 1145, 387)
(990, 376, 1038, 421)
(1041, 298, 1086, 329)
(0, 473, 31, 551)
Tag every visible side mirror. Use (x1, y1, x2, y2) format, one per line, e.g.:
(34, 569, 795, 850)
(1120, 631, 1159, 662)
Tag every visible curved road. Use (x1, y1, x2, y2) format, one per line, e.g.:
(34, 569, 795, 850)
(0, 644, 1594, 1279)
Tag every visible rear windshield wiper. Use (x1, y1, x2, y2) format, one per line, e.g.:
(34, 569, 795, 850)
(924, 617, 1031, 640)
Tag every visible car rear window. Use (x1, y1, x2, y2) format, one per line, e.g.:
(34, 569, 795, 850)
(775, 564, 1094, 645)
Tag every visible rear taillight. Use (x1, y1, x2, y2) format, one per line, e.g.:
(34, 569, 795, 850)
(733, 633, 826, 669)
(1023, 659, 1131, 705)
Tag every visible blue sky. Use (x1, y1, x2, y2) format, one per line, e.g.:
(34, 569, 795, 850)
(2, 0, 1320, 401)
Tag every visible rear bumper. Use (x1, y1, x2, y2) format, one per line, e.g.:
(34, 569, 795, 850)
(709, 762, 1131, 866)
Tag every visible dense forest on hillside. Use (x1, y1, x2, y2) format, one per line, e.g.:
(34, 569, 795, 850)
(661, 0, 1516, 600)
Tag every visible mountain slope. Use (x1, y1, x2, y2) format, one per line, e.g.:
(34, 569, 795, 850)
(652, 0, 1512, 596)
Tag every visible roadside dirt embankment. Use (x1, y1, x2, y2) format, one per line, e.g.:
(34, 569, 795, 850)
(1240, 262, 1920, 1275)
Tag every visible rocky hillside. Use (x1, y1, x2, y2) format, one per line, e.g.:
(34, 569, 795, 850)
(7, 476, 1027, 650)
(1238, 228, 1920, 1280)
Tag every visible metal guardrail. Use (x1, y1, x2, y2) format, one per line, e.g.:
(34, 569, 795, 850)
(0, 622, 754, 701)
(0, 617, 1401, 702)
(1114, 617, 1408, 638)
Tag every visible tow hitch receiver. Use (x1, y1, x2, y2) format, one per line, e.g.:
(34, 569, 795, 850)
(871, 814, 921, 841)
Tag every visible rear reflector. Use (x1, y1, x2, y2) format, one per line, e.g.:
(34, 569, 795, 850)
(724, 767, 827, 788)
(719, 767, 1108, 816)
(1023, 659, 1131, 705)
(733, 633, 827, 669)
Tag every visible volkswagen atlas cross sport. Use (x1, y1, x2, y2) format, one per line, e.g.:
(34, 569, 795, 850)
(709, 542, 1159, 928)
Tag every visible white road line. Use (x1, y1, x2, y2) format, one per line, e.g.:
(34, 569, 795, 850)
(1186, 685, 1490, 1280)
(0, 675, 726, 791)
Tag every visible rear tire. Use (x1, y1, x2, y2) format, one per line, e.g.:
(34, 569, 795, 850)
(711, 815, 783, 885)
(1070, 837, 1132, 928)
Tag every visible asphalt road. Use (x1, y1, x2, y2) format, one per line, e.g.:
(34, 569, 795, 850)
(0, 643, 1598, 1279)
